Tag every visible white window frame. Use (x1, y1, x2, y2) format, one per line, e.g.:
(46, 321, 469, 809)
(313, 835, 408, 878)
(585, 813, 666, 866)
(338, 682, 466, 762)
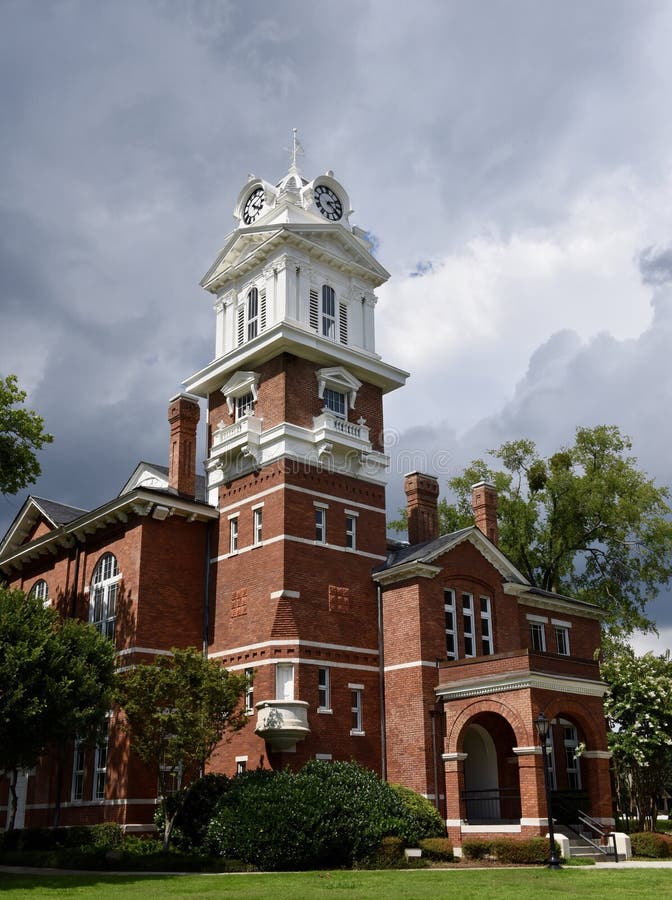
(462, 592, 475, 658)
(444, 588, 457, 660)
(221, 370, 260, 417)
(89, 553, 120, 641)
(323, 388, 346, 418)
(235, 756, 248, 775)
(235, 392, 255, 420)
(479, 595, 494, 656)
(71, 738, 85, 802)
(345, 511, 357, 551)
(28, 578, 50, 606)
(563, 722, 582, 790)
(529, 621, 547, 652)
(321, 284, 336, 339)
(275, 663, 294, 701)
(247, 287, 259, 341)
(552, 619, 572, 656)
(229, 515, 239, 554)
(349, 684, 364, 735)
(253, 506, 263, 546)
(318, 667, 331, 712)
(314, 503, 327, 543)
(93, 729, 109, 801)
(244, 668, 254, 714)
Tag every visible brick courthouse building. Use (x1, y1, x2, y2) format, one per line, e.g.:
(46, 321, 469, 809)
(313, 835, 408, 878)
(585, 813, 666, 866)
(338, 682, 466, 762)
(1, 156, 614, 849)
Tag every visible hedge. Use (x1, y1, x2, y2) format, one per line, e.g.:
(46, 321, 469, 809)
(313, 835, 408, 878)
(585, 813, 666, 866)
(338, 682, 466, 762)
(630, 832, 672, 858)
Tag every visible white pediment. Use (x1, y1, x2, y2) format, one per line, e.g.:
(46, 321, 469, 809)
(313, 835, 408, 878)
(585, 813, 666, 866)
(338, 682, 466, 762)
(120, 463, 169, 496)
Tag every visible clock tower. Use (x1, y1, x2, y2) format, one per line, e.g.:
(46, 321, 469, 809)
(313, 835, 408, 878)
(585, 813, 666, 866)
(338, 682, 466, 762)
(183, 143, 408, 771)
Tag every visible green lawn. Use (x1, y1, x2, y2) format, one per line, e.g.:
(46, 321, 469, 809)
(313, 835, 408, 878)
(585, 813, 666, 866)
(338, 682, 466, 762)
(1, 868, 671, 899)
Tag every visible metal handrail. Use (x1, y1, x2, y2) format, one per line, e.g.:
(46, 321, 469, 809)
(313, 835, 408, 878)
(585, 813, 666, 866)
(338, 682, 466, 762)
(553, 796, 618, 862)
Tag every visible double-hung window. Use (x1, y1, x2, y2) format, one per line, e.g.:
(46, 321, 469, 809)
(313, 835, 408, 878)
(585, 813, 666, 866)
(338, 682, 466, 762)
(315, 505, 327, 543)
(321, 285, 336, 338)
(244, 668, 254, 714)
(253, 507, 263, 545)
(529, 620, 547, 652)
(93, 729, 109, 801)
(229, 516, 239, 554)
(323, 388, 346, 418)
(318, 667, 331, 711)
(462, 592, 475, 657)
(554, 623, 571, 656)
(72, 739, 85, 802)
(345, 513, 357, 550)
(480, 596, 494, 655)
(444, 589, 457, 660)
(350, 684, 364, 735)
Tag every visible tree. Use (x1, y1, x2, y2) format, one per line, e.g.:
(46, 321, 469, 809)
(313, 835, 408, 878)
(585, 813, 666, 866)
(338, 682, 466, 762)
(391, 426, 672, 635)
(0, 374, 53, 495)
(0, 587, 116, 829)
(601, 647, 672, 831)
(115, 647, 248, 851)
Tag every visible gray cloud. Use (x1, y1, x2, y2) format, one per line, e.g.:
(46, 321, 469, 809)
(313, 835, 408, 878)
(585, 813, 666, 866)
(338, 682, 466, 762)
(638, 244, 672, 286)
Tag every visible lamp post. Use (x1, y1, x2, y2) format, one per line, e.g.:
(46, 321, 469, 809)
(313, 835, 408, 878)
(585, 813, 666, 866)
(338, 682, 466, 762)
(535, 713, 562, 869)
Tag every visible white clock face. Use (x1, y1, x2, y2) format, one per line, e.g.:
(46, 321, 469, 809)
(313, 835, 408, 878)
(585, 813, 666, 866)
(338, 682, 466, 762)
(243, 187, 265, 224)
(315, 184, 343, 221)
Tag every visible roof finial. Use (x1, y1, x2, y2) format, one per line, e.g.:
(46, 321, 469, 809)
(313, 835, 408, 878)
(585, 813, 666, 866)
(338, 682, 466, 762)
(290, 127, 304, 173)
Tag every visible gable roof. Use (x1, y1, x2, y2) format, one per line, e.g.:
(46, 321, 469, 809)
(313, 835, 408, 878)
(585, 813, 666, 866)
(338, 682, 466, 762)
(374, 524, 602, 617)
(374, 525, 528, 584)
(0, 495, 88, 557)
(119, 462, 207, 503)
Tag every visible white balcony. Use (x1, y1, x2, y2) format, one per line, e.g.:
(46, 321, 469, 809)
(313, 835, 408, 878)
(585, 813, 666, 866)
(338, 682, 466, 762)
(254, 699, 310, 751)
(211, 414, 262, 455)
(312, 411, 370, 452)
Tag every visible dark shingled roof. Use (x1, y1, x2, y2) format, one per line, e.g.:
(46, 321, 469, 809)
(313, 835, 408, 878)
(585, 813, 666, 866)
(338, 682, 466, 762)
(32, 497, 88, 525)
(375, 527, 475, 573)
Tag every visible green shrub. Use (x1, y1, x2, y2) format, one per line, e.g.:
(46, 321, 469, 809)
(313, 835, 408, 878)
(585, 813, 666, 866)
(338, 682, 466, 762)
(91, 822, 124, 849)
(656, 818, 672, 833)
(390, 785, 445, 840)
(205, 760, 430, 870)
(418, 837, 454, 861)
(490, 836, 554, 864)
(378, 836, 404, 860)
(155, 772, 232, 851)
(461, 838, 491, 860)
(631, 831, 672, 858)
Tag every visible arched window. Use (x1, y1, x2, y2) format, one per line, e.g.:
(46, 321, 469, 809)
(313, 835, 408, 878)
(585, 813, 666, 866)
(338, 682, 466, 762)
(89, 553, 119, 640)
(28, 579, 49, 605)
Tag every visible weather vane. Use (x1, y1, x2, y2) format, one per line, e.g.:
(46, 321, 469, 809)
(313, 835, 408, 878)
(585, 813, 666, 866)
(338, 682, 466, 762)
(287, 127, 304, 172)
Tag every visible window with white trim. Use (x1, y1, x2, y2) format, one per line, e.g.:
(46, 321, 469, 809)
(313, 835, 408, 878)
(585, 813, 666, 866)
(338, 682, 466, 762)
(237, 288, 266, 346)
(93, 729, 109, 801)
(529, 621, 546, 652)
(479, 595, 494, 655)
(350, 686, 364, 735)
(275, 663, 294, 701)
(235, 392, 254, 420)
(555, 625, 570, 656)
(309, 286, 348, 345)
(229, 516, 239, 554)
(315, 506, 327, 543)
(323, 388, 346, 418)
(71, 739, 85, 802)
(444, 589, 457, 660)
(462, 592, 475, 657)
(89, 553, 119, 641)
(318, 667, 331, 711)
(236, 758, 247, 775)
(345, 514, 357, 551)
(322, 285, 336, 338)
(244, 668, 254, 714)
(253, 507, 263, 545)
(28, 578, 49, 606)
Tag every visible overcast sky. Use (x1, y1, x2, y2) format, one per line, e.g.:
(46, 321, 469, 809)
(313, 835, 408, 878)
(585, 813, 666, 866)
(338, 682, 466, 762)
(2, 0, 672, 653)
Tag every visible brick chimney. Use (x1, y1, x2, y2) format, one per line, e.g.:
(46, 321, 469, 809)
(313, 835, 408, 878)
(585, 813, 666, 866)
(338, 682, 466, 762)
(471, 481, 498, 545)
(404, 472, 439, 545)
(167, 393, 200, 499)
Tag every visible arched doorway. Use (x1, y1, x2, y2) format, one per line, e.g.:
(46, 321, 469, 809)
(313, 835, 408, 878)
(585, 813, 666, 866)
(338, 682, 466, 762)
(460, 713, 521, 823)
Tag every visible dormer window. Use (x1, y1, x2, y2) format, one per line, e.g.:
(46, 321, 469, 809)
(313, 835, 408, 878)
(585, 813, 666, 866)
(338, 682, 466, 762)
(222, 371, 260, 420)
(316, 366, 362, 419)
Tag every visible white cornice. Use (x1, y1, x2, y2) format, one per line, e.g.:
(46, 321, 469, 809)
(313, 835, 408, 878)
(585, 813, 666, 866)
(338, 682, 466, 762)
(183, 320, 409, 397)
(437, 670, 607, 701)
(0, 489, 218, 573)
(373, 561, 443, 585)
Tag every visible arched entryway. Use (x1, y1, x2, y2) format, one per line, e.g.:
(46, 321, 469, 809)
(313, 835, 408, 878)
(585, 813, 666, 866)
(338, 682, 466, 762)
(459, 713, 521, 823)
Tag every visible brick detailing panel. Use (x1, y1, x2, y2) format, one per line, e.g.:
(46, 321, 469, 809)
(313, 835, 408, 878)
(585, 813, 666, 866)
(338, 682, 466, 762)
(231, 589, 248, 617)
(329, 585, 351, 614)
